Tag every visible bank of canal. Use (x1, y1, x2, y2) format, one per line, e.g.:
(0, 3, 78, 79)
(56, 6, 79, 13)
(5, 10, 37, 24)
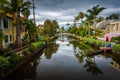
(5, 36, 120, 80)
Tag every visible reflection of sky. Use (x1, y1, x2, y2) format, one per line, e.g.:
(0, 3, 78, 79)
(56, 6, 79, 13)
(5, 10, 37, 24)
(56, 40, 69, 45)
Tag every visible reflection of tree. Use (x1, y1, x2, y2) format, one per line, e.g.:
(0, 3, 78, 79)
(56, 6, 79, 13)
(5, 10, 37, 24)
(7, 53, 42, 80)
(75, 53, 84, 63)
(44, 41, 59, 59)
(112, 53, 120, 65)
(70, 41, 93, 55)
(69, 41, 103, 76)
(70, 41, 94, 63)
(69, 41, 79, 54)
(84, 57, 103, 76)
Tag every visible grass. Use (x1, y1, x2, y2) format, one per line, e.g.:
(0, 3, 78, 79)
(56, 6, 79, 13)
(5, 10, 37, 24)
(31, 41, 45, 49)
(82, 37, 120, 53)
(82, 38, 106, 47)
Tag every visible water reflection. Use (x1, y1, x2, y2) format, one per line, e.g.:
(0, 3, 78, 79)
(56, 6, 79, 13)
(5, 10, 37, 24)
(44, 40, 59, 59)
(84, 57, 103, 76)
(6, 52, 42, 80)
(111, 53, 120, 71)
(5, 36, 120, 80)
(69, 40, 103, 76)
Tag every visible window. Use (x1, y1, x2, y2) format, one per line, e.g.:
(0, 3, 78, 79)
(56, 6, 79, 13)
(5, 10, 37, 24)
(3, 18, 9, 28)
(10, 35, 12, 42)
(116, 23, 118, 31)
(5, 35, 8, 42)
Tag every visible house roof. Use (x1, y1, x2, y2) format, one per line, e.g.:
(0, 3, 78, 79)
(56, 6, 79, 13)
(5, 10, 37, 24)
(111, 21, 120, 24)
(0, 10, 13, 18)
(96, 20, 114, 29)
(0, 10, 25, 19)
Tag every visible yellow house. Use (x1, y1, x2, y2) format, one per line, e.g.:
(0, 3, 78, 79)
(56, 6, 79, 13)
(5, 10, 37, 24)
(0, 14, 17, 48)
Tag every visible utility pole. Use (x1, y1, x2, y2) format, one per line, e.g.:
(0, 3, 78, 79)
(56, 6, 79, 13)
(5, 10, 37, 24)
(32, 0, 36, 24)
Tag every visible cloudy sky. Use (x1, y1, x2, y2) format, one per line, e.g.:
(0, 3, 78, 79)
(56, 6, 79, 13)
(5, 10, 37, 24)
(29, 0, 120, 26)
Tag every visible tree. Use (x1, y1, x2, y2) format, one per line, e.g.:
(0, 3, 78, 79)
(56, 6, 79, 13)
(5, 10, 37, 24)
(106, 13, 119, 20)
(51, 20, 59, 34)
(0, 31, 4, 49)
(23, 19, 37, 43)
(87, 5, 105, 36)
(85, 14, 94, 36)
(78, 12, 85, 22)
(44, 19, 53, 36)
(87, 5, 105, 19)
(96, 17, 104, 23)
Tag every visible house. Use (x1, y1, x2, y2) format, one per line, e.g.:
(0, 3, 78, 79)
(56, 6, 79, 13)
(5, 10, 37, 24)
(96, 20, 114, 34)
(0, 13, 25, 48)
(0, 13, 17, 48)
(109, 21, 120, 33)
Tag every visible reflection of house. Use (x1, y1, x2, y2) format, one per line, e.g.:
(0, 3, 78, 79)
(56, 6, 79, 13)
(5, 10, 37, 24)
(110, 61, 120, 71)
(0, 14, 16, 48)
(110, 53, 120, 71)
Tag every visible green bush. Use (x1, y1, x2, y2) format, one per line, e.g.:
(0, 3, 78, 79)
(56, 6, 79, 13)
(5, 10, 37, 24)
(3, 48, 12, 56)
(111, 36, 120, 44)
(0, 56, 9, 69)
(8, 52, 20, 66)
(0, 56, 9, 77)
(29, 45, 36, 53)
(22, 50, 28, 56)
(112, 44, 120, 53)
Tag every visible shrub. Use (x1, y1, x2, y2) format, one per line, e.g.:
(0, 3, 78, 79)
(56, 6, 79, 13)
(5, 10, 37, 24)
(0, 56, 9, 77)
(111, 36, 120, 44)
(29, 45, 36, 53)
(22, 50, 28, 56)
(8, 52, 20, 66)
(112, 44, 120, 53)
(0, 56, 9, 69)
(3, 48, 12, 56)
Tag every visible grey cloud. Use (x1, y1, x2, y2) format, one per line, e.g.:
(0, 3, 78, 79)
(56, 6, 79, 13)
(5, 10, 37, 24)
(28, 0, 120, 26)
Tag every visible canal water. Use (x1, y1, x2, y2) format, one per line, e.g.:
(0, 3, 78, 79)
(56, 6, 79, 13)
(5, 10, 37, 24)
(6, 36, 120, 80)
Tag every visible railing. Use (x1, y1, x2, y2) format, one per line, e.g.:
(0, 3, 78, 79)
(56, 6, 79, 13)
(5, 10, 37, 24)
(5, 45, 30, 57)
(56, 33, 75, 37)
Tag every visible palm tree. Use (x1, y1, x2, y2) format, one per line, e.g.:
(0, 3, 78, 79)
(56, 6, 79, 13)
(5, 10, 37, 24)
(106, 13, 119, 20)
(22, 8, 30, 19)
(87, 5, 105, 36)
(0, 0, 9, 16)
(87, 5, 105, 19)
(23, 19, 37, 43)
(0, 0, 31, 48)
(78, 12, 85, 22)
(96, 17, 104, 23)
(74, 16, 79, 26)
(85, 14, 94, 36)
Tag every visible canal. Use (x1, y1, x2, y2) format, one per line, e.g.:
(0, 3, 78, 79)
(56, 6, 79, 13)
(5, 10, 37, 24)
(5, 36, 120, 80)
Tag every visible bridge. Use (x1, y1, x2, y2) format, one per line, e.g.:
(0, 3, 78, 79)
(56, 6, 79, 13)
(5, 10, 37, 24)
(56, 33, 76, 37)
